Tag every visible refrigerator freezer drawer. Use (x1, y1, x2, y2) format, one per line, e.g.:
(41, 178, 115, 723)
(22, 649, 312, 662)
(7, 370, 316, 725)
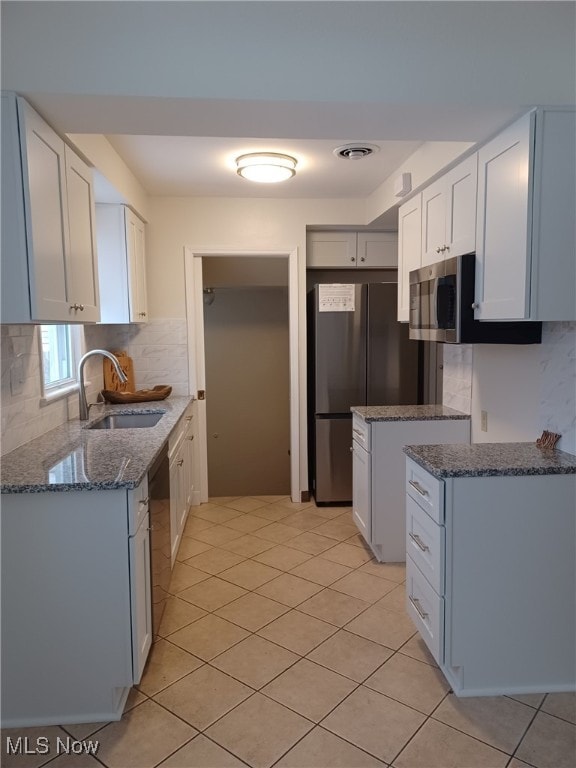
(315, 417, 353, 503)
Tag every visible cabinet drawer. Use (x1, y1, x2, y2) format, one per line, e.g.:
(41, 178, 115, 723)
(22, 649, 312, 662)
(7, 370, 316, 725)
(128, 477, 149, 535)
(406, 494, 444, 594)
(406, 555, 444, 664)
(406, 458, 444, 523)
(352, 415, 371, 451)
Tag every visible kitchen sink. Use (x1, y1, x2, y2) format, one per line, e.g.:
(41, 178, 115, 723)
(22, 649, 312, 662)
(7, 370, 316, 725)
(87, 411, 165, 430)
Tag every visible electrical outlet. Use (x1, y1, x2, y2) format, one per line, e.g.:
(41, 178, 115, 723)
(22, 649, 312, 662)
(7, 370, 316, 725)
(481, 410, 488, 432)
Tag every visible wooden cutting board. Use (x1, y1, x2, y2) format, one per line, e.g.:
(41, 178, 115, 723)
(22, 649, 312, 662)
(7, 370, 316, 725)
(103, 351, 136, 393)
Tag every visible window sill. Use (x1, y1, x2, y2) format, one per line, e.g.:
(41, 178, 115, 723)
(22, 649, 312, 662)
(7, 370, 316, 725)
(40, 383, 79, 407)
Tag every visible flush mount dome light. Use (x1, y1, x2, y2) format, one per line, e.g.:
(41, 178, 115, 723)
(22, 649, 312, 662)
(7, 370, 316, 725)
(236, 152, 297, 183)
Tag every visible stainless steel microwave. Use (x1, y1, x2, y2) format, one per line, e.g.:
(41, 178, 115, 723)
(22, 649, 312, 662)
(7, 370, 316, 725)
(408, 254, 542, 344)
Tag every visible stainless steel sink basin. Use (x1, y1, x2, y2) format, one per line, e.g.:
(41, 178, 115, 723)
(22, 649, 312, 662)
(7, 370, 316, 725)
(87, 412, 165, 430)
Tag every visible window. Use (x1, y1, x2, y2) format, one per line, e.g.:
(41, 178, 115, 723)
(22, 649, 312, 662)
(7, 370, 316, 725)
(39, 325, 80, 400)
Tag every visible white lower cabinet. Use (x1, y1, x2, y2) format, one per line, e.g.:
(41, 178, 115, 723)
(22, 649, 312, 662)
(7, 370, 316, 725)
(169, 405, 195, 566)
(129, 508, 152, 684)
(351, 413, 469, 562)
(405, 458, 576, 696)
(351, 439, 371, 541)
(1, 480, 152, 726)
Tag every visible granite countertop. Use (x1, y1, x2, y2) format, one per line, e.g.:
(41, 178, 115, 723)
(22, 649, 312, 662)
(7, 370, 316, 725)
(404, 442, 576, 479)
(1, 396, 194, 493)
(351, 404, 471, 422)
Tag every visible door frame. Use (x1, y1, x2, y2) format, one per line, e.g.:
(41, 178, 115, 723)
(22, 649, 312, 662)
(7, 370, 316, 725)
(184, 247, 301, 503)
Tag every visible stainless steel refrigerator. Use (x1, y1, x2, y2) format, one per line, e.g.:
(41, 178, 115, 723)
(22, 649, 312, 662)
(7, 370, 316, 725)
(309, 282, 420, 504)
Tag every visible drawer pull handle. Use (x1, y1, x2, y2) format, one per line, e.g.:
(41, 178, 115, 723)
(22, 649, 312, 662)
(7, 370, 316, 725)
(409, 595, 429, 620)
(409, 532, 430, 552)
(409, 479, 429, 497)
(139, 497, 150, 506)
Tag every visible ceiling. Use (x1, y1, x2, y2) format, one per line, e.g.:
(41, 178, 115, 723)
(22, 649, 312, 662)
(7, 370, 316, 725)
(104, 135, 423, 199)
(3, 1, 574, 205)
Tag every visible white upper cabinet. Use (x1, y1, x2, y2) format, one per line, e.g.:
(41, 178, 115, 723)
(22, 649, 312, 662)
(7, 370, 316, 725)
(397, 194, 422, 322)
(475, 108, 576, 321)
(96, 204, 148, 324)
(307, 231, 397, 269)
(421, 154, 477, 266)
(64, 147, 100, 321)
(0, 93, 100, 323)
(356, 232, 398, 268)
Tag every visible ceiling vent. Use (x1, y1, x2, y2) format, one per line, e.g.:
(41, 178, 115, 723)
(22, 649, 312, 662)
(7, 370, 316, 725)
(333, 143, 380, 160)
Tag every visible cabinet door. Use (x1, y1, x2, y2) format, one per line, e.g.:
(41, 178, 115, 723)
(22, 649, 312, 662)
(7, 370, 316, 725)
(475, 113, 533, 320)
(357, 232, 397, 268)
(1, 93, 30, 324)
(18, 97, 71, 322)
(125, 209, 148, 322)
(169, 447, 186, 565)
(129, 513, 152, 683)
(421, 178, 447, 266)
(65, 147, 100, 321)
(444, 154, 477, 258)
(183, 416, 195, 509)
(397, 195, 422, 322)
(307, 231, 357, 268)
(352, 440, 371, 542)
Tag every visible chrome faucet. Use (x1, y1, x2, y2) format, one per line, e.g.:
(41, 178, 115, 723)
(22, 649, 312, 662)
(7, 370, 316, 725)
(78, 349, 128, 420)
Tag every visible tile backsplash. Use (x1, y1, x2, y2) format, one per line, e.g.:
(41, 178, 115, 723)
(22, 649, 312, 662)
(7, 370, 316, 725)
(442, 322, 576, 455)
(538, 322, 576, 455)
(441, 343, 473, 415)
(1, 318, 189, 456)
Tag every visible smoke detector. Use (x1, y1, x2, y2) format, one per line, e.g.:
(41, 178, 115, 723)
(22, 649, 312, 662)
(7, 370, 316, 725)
(333, 143, 380, 160)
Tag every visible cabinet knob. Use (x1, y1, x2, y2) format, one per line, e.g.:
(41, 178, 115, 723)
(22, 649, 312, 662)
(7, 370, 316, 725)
(436, 247, 442, 254)
(70, 303, 85, 311)
(177, 459, 184, 467)
(360, 256, 365, 262)
(139, 312, 147, 317)
(471, 302, 479, 310)
(139, 497, 150, 506)
(443, 245, 449, 252)
(350, 257, 356, 263)
(188, 436, 194, 441)
(186, 416, 193, 421)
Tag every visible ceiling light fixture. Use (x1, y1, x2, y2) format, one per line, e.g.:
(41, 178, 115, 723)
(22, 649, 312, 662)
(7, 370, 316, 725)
(236, 152, 297, 183)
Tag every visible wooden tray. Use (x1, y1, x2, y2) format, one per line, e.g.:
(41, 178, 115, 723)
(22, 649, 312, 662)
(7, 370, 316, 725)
(101, 385, 172, 404)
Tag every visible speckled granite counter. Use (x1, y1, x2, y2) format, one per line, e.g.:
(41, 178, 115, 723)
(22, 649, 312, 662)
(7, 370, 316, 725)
(351, 404, 470, 422)
(1, 396, 194, 493)
(404, 442, 576, 479)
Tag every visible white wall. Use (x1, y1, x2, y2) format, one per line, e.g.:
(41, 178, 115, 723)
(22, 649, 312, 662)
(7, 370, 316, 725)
(365, 141, 474, 225)
(67, 134, 150, 221)
(147, 197, 365, 317)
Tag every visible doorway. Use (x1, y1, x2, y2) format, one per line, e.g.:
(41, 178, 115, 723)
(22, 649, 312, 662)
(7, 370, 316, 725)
(202, 257, 290, 495)
(184, 248, 301, 504)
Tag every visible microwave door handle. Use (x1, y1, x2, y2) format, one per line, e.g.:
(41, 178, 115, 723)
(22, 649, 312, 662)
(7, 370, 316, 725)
(432, 279, 439, 329)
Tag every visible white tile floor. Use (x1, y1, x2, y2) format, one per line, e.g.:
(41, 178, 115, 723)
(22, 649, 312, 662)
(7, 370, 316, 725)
(3, 496, 575, 768)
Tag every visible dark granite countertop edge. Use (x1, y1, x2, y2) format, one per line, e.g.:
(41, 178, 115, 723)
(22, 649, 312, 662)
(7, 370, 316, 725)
(403, 444, 576, 479)
(1, 396, 194, 494)
(351, 405, 470, 422)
